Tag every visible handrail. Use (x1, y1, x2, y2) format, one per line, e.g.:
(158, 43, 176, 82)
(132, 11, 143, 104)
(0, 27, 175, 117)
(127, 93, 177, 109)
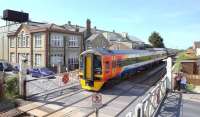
(135, 57, 175, 117)
(135, 75, 168, 117)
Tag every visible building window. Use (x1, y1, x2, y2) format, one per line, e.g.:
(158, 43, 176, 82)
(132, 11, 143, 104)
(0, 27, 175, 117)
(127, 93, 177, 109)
(68, 55, 79, 70)
(68, 55, 78, 65)
(35, 54, 41, 66)
(18, 53, 29, 63)
(51, 34, 64, 47)
(68, 35, 79, 47)
(10, 37, 15, 48)
(18, 31, 29, 47)
(26, 36, 29, 47)
(22, 36, 26, 47)
(50, 54, 63, 65)
(10, 53, 15, 63)
(87, 41, 92, 49)
(35, 33, 42, 47)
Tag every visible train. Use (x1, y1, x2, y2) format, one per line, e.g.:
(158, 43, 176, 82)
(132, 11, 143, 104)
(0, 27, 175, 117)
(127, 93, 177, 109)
(79, 48, 175, 91)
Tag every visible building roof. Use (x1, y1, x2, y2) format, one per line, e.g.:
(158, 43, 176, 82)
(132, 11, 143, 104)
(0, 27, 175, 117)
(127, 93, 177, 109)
(8, 23, 83, 36)
(62, 24, 87, 33)
(127, 35, 144, 43)
(86, 33, 102, 41)
(81, 48, 156, 56)
(102, 32, 126, 41)
(109, 41, 132, 50)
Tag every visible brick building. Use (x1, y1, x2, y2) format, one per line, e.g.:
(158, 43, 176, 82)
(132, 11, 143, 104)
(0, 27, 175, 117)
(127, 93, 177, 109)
(8, 23, 84, 70)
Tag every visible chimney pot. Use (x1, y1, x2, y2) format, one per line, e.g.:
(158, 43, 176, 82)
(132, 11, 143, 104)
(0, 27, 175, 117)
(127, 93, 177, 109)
(68, 21, 71, 25)
(86, 19, 91, 37)
(75, 25, 79, 32)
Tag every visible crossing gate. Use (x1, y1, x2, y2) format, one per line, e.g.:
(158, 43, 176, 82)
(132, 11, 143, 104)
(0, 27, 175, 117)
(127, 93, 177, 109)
(25, 70, 79, 99)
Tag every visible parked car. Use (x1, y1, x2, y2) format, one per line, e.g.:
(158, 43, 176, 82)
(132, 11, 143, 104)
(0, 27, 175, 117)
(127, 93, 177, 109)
(31, 67, 55, 78)
(0, 61, 13, 71)
(12, 65, 31, 74)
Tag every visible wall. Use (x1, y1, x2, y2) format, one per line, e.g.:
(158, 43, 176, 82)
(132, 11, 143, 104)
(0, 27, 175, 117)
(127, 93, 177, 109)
(49, 32, 64, 66)
(0, 23, 20, 60)
(32, 32, 46, 67)
(196, 48, 200, 56)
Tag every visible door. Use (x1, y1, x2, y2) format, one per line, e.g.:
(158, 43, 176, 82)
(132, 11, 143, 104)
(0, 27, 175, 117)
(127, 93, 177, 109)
(112, 56, 117, 77)
(85, 55, 92, 80)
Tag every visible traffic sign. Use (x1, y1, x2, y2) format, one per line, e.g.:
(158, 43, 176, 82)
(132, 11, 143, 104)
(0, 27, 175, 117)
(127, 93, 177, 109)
(92, 93, 102, 108)
(62, 73, 69, 84)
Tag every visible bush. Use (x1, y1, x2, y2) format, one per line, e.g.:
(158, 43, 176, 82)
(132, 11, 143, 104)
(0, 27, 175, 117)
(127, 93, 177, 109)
(186, 84, 195, 92)
(5, 76, 19, 98)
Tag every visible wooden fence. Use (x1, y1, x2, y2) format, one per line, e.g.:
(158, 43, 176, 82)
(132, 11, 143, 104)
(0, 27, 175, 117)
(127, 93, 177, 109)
(186, 74, 200, 85)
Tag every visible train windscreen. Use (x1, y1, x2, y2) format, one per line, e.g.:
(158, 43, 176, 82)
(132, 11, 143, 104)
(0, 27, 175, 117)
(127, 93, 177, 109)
(94, 55, 102, 75)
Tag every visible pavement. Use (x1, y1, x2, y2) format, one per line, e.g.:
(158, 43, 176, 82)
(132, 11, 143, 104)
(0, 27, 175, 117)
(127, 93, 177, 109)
(155, 92, 200, 117)
(193, 86, 200, 93)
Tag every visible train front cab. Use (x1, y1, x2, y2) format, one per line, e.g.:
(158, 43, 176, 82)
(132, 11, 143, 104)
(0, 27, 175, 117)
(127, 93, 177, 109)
(79, 53, 104, 91)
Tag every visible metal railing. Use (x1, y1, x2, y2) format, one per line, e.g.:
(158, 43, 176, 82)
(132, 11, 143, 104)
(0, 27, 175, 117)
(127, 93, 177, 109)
(134, 75, 167, 117)
(134, 58, 174, 117)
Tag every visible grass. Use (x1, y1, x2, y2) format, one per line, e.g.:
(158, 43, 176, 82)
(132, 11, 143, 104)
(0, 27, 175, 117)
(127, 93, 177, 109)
(186, 84, 195, 92)
(4, 75, 20, 99)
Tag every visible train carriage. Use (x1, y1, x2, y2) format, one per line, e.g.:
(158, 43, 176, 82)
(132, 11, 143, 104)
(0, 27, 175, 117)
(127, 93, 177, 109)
(79, 49, 167, 91)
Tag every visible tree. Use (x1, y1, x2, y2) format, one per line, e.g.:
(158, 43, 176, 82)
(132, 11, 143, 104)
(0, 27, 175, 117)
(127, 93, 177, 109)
(148, 32, 165, 48)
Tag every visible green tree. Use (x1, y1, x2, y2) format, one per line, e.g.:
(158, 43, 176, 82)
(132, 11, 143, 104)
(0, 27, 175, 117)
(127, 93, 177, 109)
(148, 32, 165, 48)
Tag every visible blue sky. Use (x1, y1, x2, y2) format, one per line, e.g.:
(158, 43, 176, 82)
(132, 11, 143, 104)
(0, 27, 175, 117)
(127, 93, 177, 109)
(1, 0, 200, 49)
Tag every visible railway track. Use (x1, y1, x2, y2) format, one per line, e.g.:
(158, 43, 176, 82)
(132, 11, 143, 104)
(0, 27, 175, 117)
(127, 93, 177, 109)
(17, 64, 166, 117)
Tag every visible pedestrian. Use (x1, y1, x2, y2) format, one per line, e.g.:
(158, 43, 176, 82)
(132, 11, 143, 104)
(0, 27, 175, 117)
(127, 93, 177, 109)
(175, 73, 181, 91)
(180, 73, 187, 92)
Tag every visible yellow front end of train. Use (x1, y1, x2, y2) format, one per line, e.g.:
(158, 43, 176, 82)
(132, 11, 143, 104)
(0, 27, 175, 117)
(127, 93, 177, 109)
(79, 52, 104, 91)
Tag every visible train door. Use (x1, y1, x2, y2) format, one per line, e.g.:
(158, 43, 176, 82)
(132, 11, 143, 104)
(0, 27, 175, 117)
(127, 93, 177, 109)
(112, 56, 117, 78)
(85, 54, 93, 81)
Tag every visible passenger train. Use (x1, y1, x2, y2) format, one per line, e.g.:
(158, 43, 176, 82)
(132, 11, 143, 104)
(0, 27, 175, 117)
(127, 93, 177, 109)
(79, 48, 170, 91)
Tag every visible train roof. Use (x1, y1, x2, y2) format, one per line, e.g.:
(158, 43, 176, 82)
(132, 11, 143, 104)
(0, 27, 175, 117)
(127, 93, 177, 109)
(81, 48, 165, 56)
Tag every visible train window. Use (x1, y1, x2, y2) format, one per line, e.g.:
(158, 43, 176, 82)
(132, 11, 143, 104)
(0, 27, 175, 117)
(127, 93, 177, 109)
(94, 55, 102, 74)
(117, 59, 123, 67)
(112, 60, 117, 68)
(105, 61, 110, 71)
(79, 55, 83, 70)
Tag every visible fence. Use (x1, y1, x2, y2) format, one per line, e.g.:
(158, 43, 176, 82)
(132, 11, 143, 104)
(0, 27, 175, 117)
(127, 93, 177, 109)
(25, 70, 80, 99)
(134, 57, 173, 117)
(134, 75, 167, 117)
(186, 74, 200, 85)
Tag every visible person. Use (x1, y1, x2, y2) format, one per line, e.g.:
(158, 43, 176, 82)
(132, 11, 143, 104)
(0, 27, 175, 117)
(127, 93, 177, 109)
(175, 73, 181, 91)
(180, 73, 187, 92)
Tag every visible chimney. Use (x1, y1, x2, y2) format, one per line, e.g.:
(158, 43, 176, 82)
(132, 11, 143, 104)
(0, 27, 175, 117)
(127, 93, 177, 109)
(86, 19, 91, 37)
(94, 26, 96, 32)
(75, 25, 79, 32)
(68, 21, 71, 25)
(113, 30, 115, 33)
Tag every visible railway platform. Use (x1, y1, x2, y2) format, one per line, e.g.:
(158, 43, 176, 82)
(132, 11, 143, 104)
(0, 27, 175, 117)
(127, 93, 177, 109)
(155, 92, 200, 117)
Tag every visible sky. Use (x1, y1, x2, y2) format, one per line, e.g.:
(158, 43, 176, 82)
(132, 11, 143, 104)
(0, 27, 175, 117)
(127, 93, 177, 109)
(0, 0, 200, 49)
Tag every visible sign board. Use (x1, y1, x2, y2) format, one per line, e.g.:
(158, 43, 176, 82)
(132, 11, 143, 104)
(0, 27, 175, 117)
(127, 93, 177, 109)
(62, 73, 69, 84)
(92, 93, 102, 108)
